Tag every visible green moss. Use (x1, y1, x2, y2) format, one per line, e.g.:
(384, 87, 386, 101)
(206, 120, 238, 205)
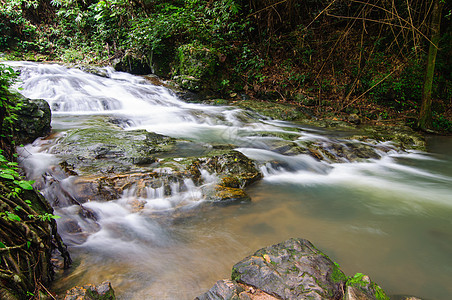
(347, 273, 366, 287)
(374, 284, 390, 300)
(330, 262, 347, 283)
(346, 273, 390, 300)
(231, 267, 241, 282)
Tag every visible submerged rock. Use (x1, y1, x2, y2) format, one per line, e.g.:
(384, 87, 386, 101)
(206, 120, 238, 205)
(208, 185, 251, 204)
(198, 238, 395, 300)
(64, 281, 115, 300)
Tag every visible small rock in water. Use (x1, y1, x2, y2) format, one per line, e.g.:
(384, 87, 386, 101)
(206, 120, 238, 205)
(64, 281, 115, 300)
(348, 113, 361, 125)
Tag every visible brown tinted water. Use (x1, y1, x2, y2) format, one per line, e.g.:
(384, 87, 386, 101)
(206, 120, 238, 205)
(51, 137, 452, 300)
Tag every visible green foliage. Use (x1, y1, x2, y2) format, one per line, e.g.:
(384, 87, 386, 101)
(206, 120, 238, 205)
(175, 42, 218, 79)
(128, 0, 245, 56)
(0, 151, 35, 196)
(354, 53, 424, 111)
(432, 113, 452, 133)
(0, 1, 37, 51)
(0, 64, 22, 144)
(347, 272, 366, 286)
(0, 64, 18, 92)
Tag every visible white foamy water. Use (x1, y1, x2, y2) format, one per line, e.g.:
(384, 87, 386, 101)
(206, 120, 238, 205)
(6, 61, 452, 300)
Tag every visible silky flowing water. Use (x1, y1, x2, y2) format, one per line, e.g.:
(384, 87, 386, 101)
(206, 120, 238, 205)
(6, 61, 452, 299)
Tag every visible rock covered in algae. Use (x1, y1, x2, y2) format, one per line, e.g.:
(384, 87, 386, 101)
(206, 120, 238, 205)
(192, 150, 262, 204)
(198, 238, 394, 300)
(194, 150, 262, 187)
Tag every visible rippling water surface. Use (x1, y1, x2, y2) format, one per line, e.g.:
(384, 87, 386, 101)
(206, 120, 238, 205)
(7, 62, 452, 299)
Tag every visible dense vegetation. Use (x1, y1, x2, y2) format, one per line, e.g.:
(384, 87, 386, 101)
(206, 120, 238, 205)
(0, 0, 451, 132)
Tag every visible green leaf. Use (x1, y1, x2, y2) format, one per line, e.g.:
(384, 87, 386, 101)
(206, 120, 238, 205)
(6, 212, 21, 222)
(0, 242, 6, 248)
(0, 173, 14, 180)
(16, 180, 34, 190)
(1, 169, 18, 175)
(26, 241, 31, 249)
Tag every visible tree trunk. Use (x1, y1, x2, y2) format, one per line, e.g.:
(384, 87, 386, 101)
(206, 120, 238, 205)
(418, 0, 443, 130)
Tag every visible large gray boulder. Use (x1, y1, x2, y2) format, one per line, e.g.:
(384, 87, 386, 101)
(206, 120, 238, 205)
(231, 238, 346, 300)
(198, 238, 394, 300)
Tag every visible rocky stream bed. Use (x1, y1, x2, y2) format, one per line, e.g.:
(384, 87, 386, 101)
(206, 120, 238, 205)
(4, 62, 443, 300)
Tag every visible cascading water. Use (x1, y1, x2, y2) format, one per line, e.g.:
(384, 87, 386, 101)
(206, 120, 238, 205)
(6, 61, 452, 299)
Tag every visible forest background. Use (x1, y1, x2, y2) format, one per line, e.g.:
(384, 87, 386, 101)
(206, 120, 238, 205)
(1, 0, 451, 132)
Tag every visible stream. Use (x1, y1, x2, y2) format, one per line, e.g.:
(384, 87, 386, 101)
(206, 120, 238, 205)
(6, 61, 452, 300)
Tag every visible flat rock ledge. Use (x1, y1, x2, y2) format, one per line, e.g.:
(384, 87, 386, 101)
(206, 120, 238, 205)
(197, 238, 419, 300)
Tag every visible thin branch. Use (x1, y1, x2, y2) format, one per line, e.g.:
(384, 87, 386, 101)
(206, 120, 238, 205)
(305, 0, 339, 30)
(343, 67, 401, 110)
(338, 0, 436, 47)
(247, 0, 290, 18)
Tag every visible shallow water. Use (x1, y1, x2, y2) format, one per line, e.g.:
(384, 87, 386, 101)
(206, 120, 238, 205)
(7, 62, 452, 299)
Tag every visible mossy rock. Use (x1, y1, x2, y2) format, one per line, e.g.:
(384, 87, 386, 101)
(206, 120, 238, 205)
(51, 123, 175, 175)
(193, 150, 262, 187)
(352, 125, 426, 151)
(230, 238, 346, 299)
(173, 42, 218, 90)
(345, 273, 390, 300)
(14, 94, 51, 144)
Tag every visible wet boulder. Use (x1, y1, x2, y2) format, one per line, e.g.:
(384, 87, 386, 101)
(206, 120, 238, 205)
(194, 151, 262, 187)
(352, 125, 426, 151)
(196, 280, 245, 300)
(190, 150, 261, 204)
(208, 185, 251, 204)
